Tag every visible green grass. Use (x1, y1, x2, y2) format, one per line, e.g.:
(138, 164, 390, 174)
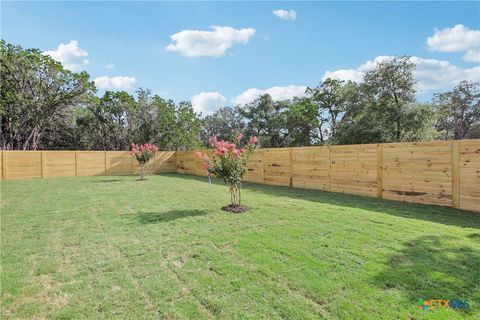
(1, 173, 479, 319)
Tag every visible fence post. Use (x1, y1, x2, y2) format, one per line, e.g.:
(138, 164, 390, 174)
(174, 151, 178, 173)
(41, 151, 46, 178)
(376, 144, 383, 199)
(2, 151, 7, 180)
(262, 149, 265, 184)
(289, 148, 293, 187)
(104, 151, 107, 176)
(451, 140, 460, 209)
(75, 151, 79, 177)
(326, 146, 331, 192)
(153, 151, 158, 174)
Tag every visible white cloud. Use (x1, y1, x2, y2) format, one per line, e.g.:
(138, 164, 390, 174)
(105, 62, 114, 70)
(233, 85, 307, 106)
(94, 76, 138, 90)
(322, 56, 391, 82)
(410, 56, 480, 91)
(166, 26, 255, 57)
(323, 69, 363, 83)
(322, 55, 480, 93)
(273, 9, 297, 21)
(43, 40, 89, 71)
(463, 49, 480, 62)
(191, 92, 227, 115)
(427, 24, 480, 62)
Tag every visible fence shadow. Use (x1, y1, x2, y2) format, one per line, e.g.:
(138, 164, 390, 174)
(91, 178, 125, 183)
(162, 173, 480, 229)
(137, 209, 207, 224)
(373, 235, 479, 315)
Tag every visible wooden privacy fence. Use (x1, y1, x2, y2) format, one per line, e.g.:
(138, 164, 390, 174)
(177, 140, 480, 213)
(0, 150, 176, 179)
(1, 140, 479, 213)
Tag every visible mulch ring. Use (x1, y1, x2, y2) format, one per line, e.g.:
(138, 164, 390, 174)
(221, 205, 250, 213)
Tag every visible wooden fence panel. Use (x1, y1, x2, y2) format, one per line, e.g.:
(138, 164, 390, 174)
(330, 144, 377, 197)
(1, 151, 4, 180)
(154, 151, 177, 173)
(245, 149, 264, 184)
(263, 148, 291, 186)
(176, 151, 186, 174)
(116, 151, 178, 175)
(382, 141, 452, 206)
(77, 151, 106, 176)
(459, 140, 480, 212)
(106, 151, 132, 176)
(44, 151, 76, 178)
(184, 151, 197, 176)
(4, 151, 42, 179)
(292, 146, 329, 190)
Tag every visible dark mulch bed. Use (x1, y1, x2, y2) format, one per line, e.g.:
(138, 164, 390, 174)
(221, 204, 250, 213)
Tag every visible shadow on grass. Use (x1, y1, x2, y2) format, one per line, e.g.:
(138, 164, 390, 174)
(91, 179, 125, 183)
(373, 235, 479, 315)
(467, 233, 480, 239)
(138, 209, 207, 224)
(161, 173, 480, 229)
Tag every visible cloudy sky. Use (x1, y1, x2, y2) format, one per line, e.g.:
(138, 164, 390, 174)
(2, 2, 479, 115)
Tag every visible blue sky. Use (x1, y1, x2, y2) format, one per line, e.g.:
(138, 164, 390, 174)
(2, 1, 480, 115)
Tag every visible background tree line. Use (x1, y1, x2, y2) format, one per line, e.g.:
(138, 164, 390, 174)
(1, 40, 479, 151)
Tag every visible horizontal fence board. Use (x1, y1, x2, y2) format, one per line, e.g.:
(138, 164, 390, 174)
(106, 151, 132, 175)
(4, 151, 42, 179)
(459, 140, 480, 212)
(77, 152, 105, 176)
(245, 150, 264, 183)
(44, 151, 76, 178)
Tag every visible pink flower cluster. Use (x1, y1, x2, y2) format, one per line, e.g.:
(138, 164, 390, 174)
(208, 135, 257, 158)
(196, 134, 258, 171)
(213, 140, 246, 157)
(130, 143, 158, 157)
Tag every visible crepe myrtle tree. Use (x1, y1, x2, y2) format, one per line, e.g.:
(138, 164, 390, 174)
(196, 133, 257, 210)
(130, 143, 158, 180)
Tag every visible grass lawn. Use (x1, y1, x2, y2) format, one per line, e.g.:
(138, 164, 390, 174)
(1, 173, 479, 319)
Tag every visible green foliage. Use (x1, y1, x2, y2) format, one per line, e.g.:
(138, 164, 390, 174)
(434, 81, 480, 139)
(240, 94, 289, 148)
(334, 56, 436, 144)
(201, 106, 245, 145)
(171, 101, 202, 150)
(307, 78, 352, 141)
(78, 91, 136, 150)
(0, 40, 203, 151)
(284, 98, 321, 146)
(0, 39, 95, 150)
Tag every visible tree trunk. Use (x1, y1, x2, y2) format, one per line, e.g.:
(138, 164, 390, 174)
(229, 184, 241, 206)
(140, 164, 145, 180)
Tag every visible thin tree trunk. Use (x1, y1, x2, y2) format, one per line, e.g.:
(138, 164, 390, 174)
(238, 185, 242, 206)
